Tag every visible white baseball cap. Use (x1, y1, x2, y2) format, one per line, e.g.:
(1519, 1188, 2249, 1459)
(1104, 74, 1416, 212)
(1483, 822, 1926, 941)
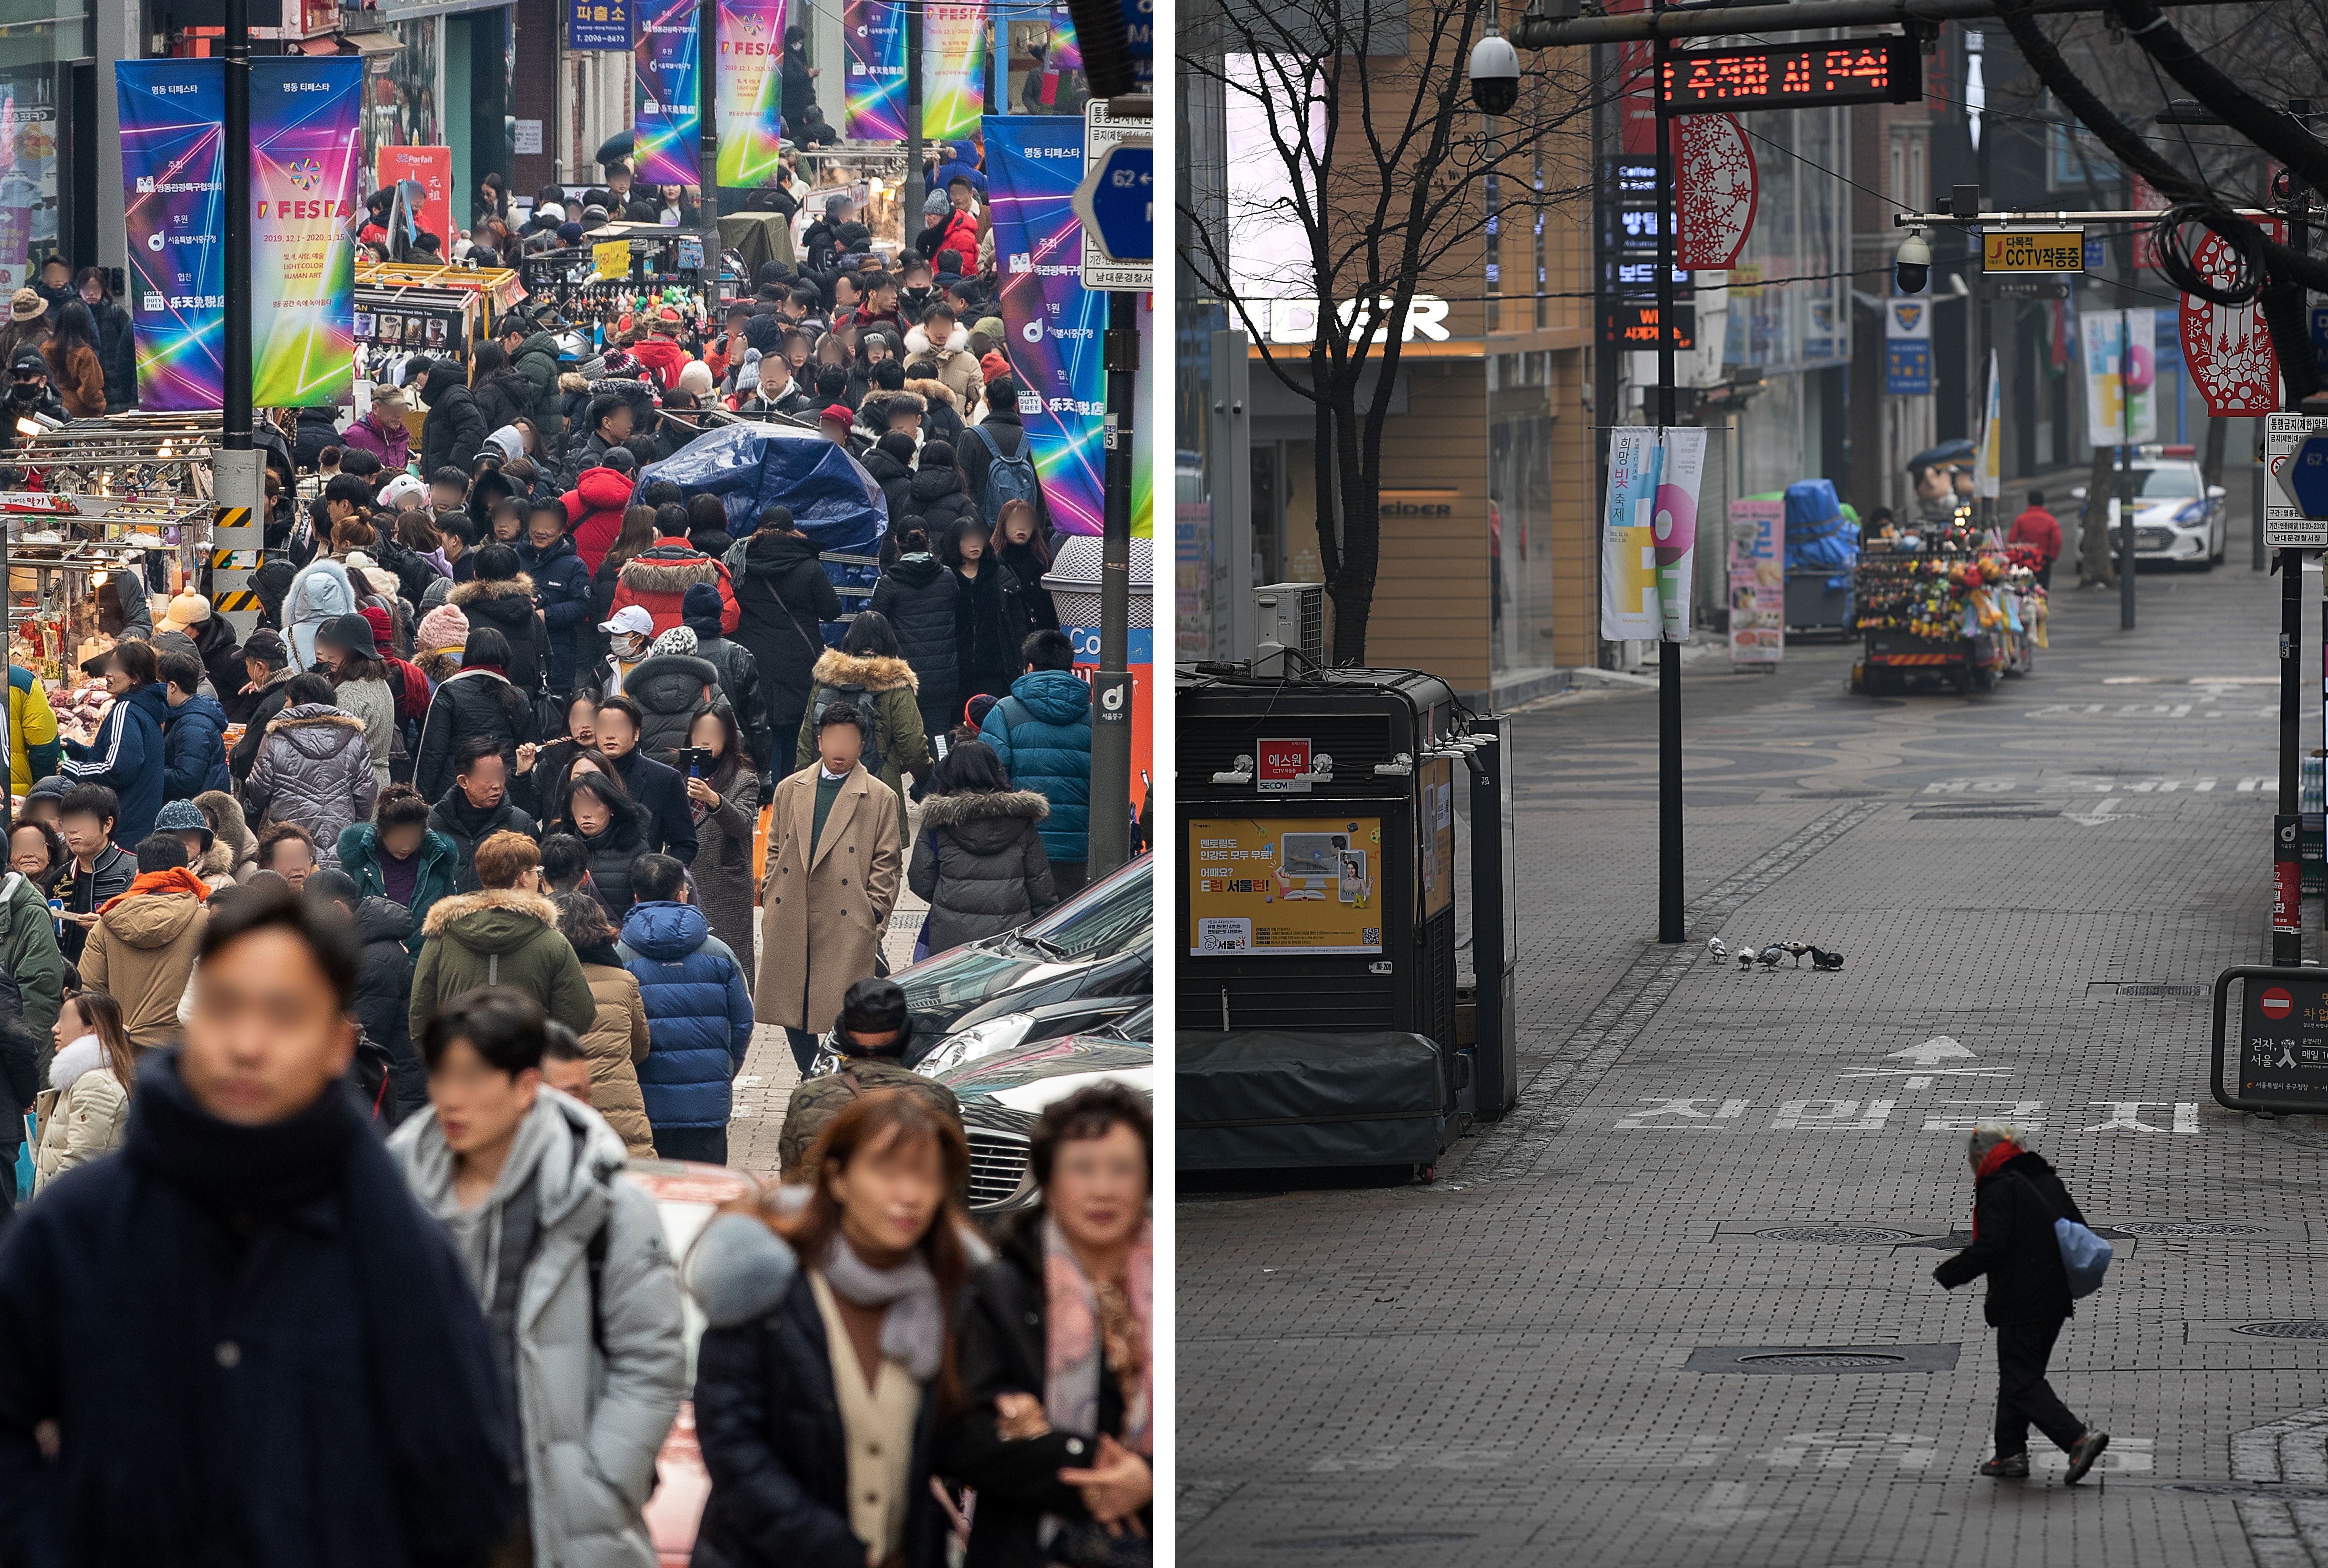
(599, 605, 654, 637)
(379, 473, 428, 510)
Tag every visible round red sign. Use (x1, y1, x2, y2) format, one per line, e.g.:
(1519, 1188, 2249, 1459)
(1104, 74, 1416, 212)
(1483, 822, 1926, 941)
(2262, 987, 2295, 1021)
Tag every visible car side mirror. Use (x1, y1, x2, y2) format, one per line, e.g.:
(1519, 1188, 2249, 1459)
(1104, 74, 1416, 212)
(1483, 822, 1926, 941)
(2070, 486, 2087, 502)
(2207, 484, 2226, 500)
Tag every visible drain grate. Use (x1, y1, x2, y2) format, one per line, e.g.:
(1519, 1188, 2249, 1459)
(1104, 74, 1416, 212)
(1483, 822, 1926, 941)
(1757, 1226, 1917, 1245)
(2166, 1482, 2328, 1500)
(2115, 1222, 2262, 1237)
(1687, 1343, 1958, 1374)
(1258, 1534, 1478, 1551)
(1912, 807, 2061, 820)
(2234, 1321, 2328, 1339)
(2087, 982, 2211, 1000)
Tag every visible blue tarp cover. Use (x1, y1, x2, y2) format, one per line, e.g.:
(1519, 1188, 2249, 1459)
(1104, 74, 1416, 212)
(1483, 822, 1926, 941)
(1785, 477, 1856, 586)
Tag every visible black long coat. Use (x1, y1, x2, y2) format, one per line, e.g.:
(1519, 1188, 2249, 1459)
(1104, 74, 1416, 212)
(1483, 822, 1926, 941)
(1933, 1149, 2087, 1325)
(868, 554, 959, 731)
(729, 533, 842, 746)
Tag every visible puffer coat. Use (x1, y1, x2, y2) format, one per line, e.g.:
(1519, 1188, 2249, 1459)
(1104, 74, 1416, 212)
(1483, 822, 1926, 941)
(565, 467, 637, 576)
(619, 901, 756, 1132)
(793, 650, 930, 848)
(429, 787, 542, 893)
(284, 557, 358, 671)
(408, 886, 598, 1043)
(32, 1033, 129, 1192)
(337, 820, 461, 955)
(624, 651, 723, 764)
(161, 692, 234, 801)
(519, 533, 593, 696)
(571, 787, 652, 918)
(726, 532, 841, 743)
(862, 444, 915, 532)
(978, 670, 1091, 865)
(450, 574, 545, 697)
(1933, 1148, 2090, 1326)
(246, 704, 380, 867)
(684, 609, 770, 768)
(867, 553, 960, 740)
(611, 543, 742, 637)
(903, 463, 979, 543)
(954, 560, 1030, 702)
(333, 675, 397, 794)
(414, 667, 533, 804)
(573, 947, 654, 1156)
(388, 1091, 686, 1568)
(906, 789, 1055, 956)
(419, 360, 488, 477)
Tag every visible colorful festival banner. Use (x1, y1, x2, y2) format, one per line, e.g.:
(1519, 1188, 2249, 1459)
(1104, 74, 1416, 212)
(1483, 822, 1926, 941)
(843, 0, 907, 140)
(116, 60, 226, 413)
(982, 114, 1103, 537)
(634, 0, 702, 184)
(1599, 426, 1707, 643)
(923, 2, 988, 140)
(251, 58, 360, 408)
(715, 0, 787, 188)
(375, 145, 450, 253)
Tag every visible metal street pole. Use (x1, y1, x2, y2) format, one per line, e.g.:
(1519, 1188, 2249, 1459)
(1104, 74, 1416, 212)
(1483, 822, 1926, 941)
(2281, 551, 2302, 963)
(2119, 317, 2134, 629)
(214, 0, 266, 626)
(1086, 289, 1137, 876)
(902, 0, 924, 244)
(1653, 13, 1683, 944)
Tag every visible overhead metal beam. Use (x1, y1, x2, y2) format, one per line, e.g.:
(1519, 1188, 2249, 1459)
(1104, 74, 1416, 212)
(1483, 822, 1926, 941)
(1514, 0, 2255, 50)
(1890, 206, 2275, 225)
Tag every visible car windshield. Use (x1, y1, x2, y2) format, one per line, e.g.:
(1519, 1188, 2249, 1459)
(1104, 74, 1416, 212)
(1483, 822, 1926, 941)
(2136, 466, 2201, 499)
(1019, 856, 1152, 959)
(1104, 1000, 1155, 1041)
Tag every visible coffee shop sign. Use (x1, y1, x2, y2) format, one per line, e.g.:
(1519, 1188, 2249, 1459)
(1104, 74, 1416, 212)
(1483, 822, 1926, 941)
(1257, 294, 1453, 345)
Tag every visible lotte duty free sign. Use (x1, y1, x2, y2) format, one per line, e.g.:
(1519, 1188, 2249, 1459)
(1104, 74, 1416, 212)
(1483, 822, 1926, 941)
(1982, 229, 2087, 273)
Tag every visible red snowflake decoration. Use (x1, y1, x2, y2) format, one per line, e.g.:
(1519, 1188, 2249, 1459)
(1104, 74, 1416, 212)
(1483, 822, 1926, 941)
(1675, 113, 1756, 270)
(2179, 221, 2281, 415)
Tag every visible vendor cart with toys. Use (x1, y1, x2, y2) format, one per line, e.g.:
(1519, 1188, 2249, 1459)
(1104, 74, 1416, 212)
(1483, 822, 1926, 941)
(1850, 529, 2047, 695)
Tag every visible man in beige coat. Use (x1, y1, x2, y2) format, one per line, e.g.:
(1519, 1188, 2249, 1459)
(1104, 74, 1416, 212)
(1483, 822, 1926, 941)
(80, 835, 210, 1050)
(756, 701, 901, 1076)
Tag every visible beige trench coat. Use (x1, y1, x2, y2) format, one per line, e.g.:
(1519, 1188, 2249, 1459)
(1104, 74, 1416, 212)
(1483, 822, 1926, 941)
(754, 763, 901, 1032)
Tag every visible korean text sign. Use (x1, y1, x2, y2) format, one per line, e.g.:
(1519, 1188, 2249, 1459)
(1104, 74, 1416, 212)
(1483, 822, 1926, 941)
(843, 0, 907, 140)
(251, 58, 361, 408)
(1188, 818, 1384, 957)
(634, 0, 702, 184)
(715, 0, 787, 187)
(116, 61, 226, 413)
(1726, 498, 1784, 666)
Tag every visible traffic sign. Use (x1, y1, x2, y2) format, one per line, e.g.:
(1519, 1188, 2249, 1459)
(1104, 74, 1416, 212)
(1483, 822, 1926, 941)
(1981, 228, 2085, 273)
(1073, 143, 1151, 263)
(2264, 413, 2328, 547)
(2287, 433, 2328, 520)
(2263, 987, 2295, 1021)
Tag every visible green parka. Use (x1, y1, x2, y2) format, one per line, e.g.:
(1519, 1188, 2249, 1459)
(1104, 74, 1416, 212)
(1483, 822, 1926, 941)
(408, 886, 597, 1044)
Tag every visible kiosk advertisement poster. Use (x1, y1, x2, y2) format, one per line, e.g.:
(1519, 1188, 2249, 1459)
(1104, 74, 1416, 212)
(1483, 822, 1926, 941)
(378, 145, 451, 253)
(715, 0, 787, 188)
(982, 114, 1104, 536)
(1599, 425, 1707, 642)
(923, 1, 988, 139)
(843, 0, 908, 140)
(251, 58, 360, 408)
(116, 60, 227, 413)
(1727, 497, 1784, 666)
(634, 0, 703, 184)
(1189, 818, 1385, 956)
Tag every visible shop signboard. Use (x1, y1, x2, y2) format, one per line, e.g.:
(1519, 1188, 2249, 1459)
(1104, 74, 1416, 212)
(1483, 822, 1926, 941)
(634, 0, 703, 184)
(983, 113, 1105, 536)
(1727, 498, 1783, 666)
(570, 0, 632, 50)
(376, 146, 450, 256)
(1600, 425, 1706, 643)
(116, 60, 227, 413)
(923, 1, 988, 140)
(843, 0, 908, 140)
(1188, 817, 1384, 957)
(715, 0, 787, 188)
(251, 57, 360, 408)
(1981, 228, 2085, 272)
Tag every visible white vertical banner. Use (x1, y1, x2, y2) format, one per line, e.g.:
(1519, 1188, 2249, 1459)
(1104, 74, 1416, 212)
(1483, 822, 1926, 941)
(1600, 426, 1710, 643)
(2083, 308, 2157, 447)
(1974, 348, 2002, 499)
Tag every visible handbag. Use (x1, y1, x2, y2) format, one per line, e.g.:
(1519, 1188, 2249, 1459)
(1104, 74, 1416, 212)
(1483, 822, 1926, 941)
(1046, 1520, 1151, 1568)
(2054, 1217, 2113, 1299)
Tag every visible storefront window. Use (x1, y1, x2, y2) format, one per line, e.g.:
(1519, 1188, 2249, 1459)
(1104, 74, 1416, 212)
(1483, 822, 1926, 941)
(366, 17, 443, 187)
(1000, 3, 1085, 116)
(0, 0, 88, 288)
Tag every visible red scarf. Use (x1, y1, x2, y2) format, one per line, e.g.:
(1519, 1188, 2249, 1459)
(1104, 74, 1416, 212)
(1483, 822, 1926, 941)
(1968, 1140, 2021, 1236)
(99, 866, 209, 913)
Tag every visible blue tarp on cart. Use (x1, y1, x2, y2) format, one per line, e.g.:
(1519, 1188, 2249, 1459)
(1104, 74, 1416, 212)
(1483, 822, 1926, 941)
(1785, 477, 1858, 592)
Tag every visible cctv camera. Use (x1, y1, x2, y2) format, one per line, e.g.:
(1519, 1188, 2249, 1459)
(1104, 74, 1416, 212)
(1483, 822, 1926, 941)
(1895, 227, 1932, 295)
(1469, 35, 1521, 116)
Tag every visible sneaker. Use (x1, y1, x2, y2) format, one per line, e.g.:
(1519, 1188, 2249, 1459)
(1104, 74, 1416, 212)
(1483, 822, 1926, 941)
(1978, 1452, 2030, 1479)
(2064, 1430, 2109, 1484)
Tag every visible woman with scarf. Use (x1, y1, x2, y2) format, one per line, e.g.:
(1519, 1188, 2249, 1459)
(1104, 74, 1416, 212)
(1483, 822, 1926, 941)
(941, 1083, 1151, 1566)
(684, 1091, 976, 1568)
(34, 990, 134, 1191)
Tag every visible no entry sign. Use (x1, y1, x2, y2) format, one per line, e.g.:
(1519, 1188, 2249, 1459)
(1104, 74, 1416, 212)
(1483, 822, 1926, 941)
(2262, 987, 2294, 1020)
(2214, 968, 2328, 1111)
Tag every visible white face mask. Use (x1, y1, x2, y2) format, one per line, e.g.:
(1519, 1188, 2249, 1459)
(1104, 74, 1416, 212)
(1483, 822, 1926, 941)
(612, 632, 647, 659)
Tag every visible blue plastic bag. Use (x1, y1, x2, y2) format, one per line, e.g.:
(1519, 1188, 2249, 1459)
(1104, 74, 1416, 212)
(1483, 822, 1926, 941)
(2054, 1217, 2113, 1298)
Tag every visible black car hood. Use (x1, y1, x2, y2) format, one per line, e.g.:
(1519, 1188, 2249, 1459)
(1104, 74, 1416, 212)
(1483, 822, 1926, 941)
(897, 950, 1149, 1065)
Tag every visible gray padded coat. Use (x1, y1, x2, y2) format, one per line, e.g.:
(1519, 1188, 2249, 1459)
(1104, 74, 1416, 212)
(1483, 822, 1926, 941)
(905, 789, 1055, 957)
(245, 704, 380, 868)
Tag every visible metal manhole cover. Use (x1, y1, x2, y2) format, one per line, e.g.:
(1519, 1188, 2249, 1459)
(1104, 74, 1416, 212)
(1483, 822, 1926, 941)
(1756, 1226, 1917, 1244)
(2234, 1321, 2328, 1339)
(2115, 1222, 2262, 1237)
(1686, 1343, 1958, 1373)
(1259, 1534, 1478, 1550)
(1741, 1351, 1906, 1368)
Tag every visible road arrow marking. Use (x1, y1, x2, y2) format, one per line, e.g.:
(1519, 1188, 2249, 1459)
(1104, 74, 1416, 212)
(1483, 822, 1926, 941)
(1889, 1036, 1976, 1066)
(2067, 795, 2120, 826)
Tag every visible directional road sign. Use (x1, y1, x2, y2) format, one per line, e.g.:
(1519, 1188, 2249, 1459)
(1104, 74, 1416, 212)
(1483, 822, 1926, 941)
(2288, 433, 2328, 521)
(2264, 413, 2328, 547)
(1079, 102, 1151, 293)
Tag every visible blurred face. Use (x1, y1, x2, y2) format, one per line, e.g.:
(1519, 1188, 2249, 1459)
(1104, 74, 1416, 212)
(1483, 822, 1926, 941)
(569, 787, 611, 837)
(956, 528, 985, 564)
(542, 1054, 593, 1100)
(492, 510, 523, 542)
(596, 708, 638, 758)
(20, 798, 54, 827)
(315, 641, 347, 674)
(267, 837, 317, 888)
(10, 825, 49, 875)
(79, 277, 101, 306)
(426, 1036, 538, 1155)
(817, 719, 864, 775)
(51, 997, 85, 1053)
(1046, 1121, 1148, 1254)
(459, 751, 508, 809)
(830, 1129, 945, 1258)
(602, 403, 634, 441)
(566, 696, 597, 746)
(380, 821, 426, 858)
(58, 811, 110, 864)
(102, 658, 137, 698)
(1002, 509, 1036, 546)
(175, 830, 208, 863)
(182, 927, 358, 1126)
(689, 710, 728, 758)
(430, 482, 466, 511)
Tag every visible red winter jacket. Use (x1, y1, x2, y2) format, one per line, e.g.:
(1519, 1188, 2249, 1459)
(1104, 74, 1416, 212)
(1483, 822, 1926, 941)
(629, 335, 691, 393)
(609, 539, 741, 636)
(563, 467, 637, 576)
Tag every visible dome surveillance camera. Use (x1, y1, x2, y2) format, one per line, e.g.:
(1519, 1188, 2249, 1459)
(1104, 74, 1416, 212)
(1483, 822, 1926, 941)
(1895, 227, 1932, 294)
(1469, 36, 1521, 116)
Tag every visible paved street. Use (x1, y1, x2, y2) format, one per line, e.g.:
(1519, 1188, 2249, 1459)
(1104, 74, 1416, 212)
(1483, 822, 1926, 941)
(1179, 549, 2328, 1567)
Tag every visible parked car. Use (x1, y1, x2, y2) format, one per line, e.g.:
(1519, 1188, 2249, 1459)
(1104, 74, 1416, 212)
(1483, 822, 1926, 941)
(807, 853, 1152, 1076)
(2070, 444, 2227, 568)
(631, 1157, 756, 1568)
(931, 1006, 1154, 1215)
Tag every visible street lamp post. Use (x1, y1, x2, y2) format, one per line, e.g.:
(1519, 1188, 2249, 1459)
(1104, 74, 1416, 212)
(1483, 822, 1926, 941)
(217, 0, 264, 545)
(1652, 10, 1683, 944)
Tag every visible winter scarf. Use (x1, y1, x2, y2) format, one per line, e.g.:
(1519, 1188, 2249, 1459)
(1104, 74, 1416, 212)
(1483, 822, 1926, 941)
(1043, 1215, 1153, 1458)
(822, 1234, 946, 1381)
(99, 865, 210, 913)
(1970, 1139, 2023, 1236)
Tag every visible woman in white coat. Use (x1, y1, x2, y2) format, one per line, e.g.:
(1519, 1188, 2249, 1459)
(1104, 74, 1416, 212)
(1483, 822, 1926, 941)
(34, 991, 133, 1192)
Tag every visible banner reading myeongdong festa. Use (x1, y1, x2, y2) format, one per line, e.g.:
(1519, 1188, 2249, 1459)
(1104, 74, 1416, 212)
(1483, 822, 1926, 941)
(250, 57, 361, 408)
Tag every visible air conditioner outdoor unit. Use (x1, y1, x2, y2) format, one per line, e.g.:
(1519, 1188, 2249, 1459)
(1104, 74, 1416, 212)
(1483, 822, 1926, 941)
(1253, 581, 1326, 669)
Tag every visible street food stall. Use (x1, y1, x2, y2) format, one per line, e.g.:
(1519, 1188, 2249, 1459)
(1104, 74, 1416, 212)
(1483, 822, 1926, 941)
(1851, 527, 2045, 695)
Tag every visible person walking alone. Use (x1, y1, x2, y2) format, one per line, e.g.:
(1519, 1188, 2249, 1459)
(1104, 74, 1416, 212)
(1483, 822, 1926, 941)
(2008, 490, 2062, 591)
(1933, 1123, 2111, 1482)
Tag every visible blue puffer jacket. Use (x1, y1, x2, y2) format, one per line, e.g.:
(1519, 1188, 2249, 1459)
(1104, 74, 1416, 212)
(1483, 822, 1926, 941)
(517, 532, 593, 695)
(61, 682, 170, 848)
(621, 901, 755, 1131)
(978, 669, 1092, 864)
(161, 692, 233, 801)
